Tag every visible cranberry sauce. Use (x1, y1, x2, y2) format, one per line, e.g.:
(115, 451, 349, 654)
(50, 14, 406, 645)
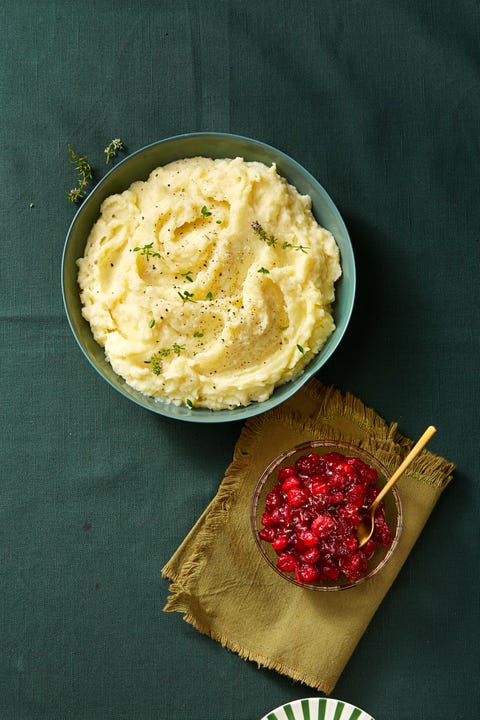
(259, 451, 392, 584)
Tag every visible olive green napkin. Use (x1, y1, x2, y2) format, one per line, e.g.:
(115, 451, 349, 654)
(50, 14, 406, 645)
(162, 380, 454, 694)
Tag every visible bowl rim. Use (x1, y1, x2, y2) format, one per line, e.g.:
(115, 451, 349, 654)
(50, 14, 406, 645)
(260, 697, 374, 720)
(251, 439, 403, 591)
(61, 132, 356, 423)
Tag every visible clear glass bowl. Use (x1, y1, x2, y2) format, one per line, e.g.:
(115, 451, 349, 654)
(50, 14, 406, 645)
(251, 440, 403, 591)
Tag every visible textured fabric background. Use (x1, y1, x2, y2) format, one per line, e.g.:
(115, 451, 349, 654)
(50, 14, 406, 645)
(1, 1, 478, 719)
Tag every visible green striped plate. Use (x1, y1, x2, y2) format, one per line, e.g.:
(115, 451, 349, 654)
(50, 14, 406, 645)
(261, 697, 374, 720)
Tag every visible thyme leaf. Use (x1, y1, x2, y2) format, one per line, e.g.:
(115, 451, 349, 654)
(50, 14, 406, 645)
(144, 355, 163, 375)
(133, 242, 162, 260)
(67, 186, 87, 204)
(251, 220, 277, 247)
(252, 221, 310, 253)
(178, 290, 197, 303)
(144, 342, 186, 374)
(68, 145, 92, 180)
(201, 205, 212, 217)
(281, 240, 310, 253)
(104, 138, 125, 164)
(67, 145, 93, 203)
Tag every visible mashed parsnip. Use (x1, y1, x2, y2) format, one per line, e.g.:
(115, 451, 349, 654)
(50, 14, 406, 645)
(77, 157, 341, 410)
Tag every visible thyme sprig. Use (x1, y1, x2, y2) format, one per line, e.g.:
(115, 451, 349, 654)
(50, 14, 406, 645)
(178, 290, 197, 303)
(67, 139, 126, 203)
(144, 343, 186, 374)
(281, 240, 310, 254)
(133, 242, 162, 260)
(144, 354, 163, 375)
(251, 221, 310, 253)
(104, 138, 125, 164)
(251, 221, 277, 247)
(66, 145, 93, 203)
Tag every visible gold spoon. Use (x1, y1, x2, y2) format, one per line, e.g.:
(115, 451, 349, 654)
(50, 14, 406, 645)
(356, 425, 437, 548)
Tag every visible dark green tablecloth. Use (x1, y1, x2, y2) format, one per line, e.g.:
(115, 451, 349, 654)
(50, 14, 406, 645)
(1, 1, 478, 718)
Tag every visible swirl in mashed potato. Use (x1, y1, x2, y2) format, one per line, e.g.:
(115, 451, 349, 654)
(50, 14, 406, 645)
(77, 157, 341, 410)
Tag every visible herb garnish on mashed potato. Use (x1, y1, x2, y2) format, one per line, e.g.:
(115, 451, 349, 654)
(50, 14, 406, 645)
(77, 157, 341, 410)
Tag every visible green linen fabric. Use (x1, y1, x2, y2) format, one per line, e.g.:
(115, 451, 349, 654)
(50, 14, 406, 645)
(1, 1, 479, 719)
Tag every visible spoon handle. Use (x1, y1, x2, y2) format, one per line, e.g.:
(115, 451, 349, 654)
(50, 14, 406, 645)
(372, 425, 437, 509)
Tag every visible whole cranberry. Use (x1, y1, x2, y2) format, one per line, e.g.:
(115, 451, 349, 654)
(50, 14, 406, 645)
(311, 514, 336, 538)
(281, 476, 300, 491)
(328, 492, 344, 505)
(322, 564, 340, 580)
(295, 452, 320, 477)
(278, 465, 297, 482)
(265, 489, 282, 510)
(287, 487, 309, 507)
(311, 478, 329, 496)
(298, 563, 318, 583)
(272, 535, 289, 552)
(278, 504, 292, 522)
(291, 535, 307, 553)
(346, 483, 366, 508)
(362, 539, 376, 560)
(361, 467, 378, 484)
(277, 553, 296, 573)
(328, 473, 348, 490)
(341, 552, 367, 580)
(299, 530, 319, 548)
(339, 504, 362, 526)
(303, 547, 320, 564)
(373, 513, 392, 546)
(261, 511, 275, 527)
(322, 452, 344, 463)
(259, 527, 275, 542)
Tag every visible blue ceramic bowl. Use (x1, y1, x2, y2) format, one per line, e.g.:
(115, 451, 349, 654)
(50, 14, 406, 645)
(61, 132, 355, 423)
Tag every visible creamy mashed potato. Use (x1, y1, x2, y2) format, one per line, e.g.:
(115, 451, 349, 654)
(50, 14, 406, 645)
(77, 157, 341, 410)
